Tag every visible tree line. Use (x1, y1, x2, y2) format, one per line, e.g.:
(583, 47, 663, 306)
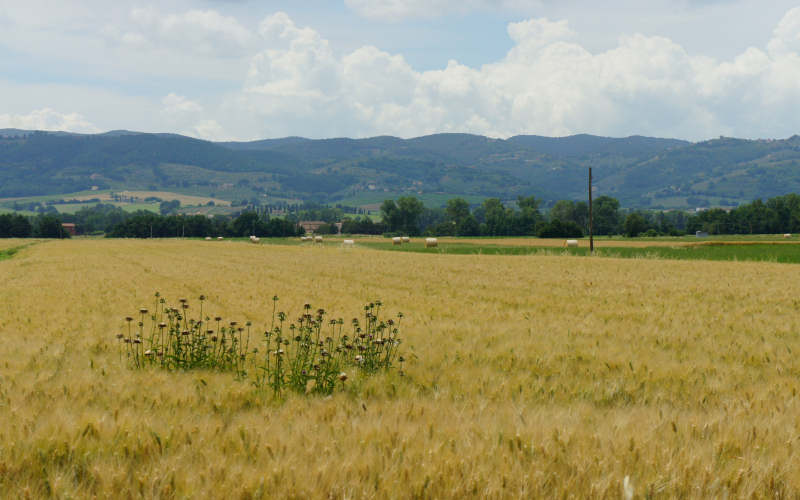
(377, 195, 652, 237)
(3, 194, 800, 238)
(0, 213, 69, 238)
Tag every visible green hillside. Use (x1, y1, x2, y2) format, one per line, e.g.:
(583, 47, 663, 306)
(2, 129, 800, 208)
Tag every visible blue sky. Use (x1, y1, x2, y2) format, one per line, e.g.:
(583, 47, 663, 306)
(1, 0, 799, 141)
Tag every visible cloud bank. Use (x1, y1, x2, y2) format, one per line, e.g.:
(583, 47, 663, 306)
(0, 108, 100, 134)
(4, 4, 800, 141)
(231, 7, 800, 140)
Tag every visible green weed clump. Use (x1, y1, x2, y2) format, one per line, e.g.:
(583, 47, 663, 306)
(116, 293, 405, 397)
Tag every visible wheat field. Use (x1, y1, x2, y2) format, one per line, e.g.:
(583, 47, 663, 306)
(1, 239, 799, 498)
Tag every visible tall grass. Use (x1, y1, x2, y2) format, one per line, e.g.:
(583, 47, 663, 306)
(1, 239, 799, 497)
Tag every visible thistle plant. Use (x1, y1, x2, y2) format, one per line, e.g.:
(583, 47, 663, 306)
(116, 292, 405, 397)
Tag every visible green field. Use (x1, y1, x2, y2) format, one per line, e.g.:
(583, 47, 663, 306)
(260, 235, 800, 264)
(357, 241, 800, 263)
(50, 202, 160, 214)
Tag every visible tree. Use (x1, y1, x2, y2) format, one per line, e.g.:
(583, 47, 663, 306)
(537, 219, 583, 238)
(514, 195, 542, 235)
(159, 199, 180, 215)
(550, 200, 589, 233)
(0, 214, 32, 237)
(457, 215, 480, 236)
(35, 214, 68, 238)
(593, 196, 621, 235)
(381, 197, 424, 235)
(380, 200, 401, 232)
(480, 198, 512, 236)
(623, 213, 649, 237)
(445, 198, 470, 225)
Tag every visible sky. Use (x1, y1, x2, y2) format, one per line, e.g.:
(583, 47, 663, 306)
(1, 0, 800, 141)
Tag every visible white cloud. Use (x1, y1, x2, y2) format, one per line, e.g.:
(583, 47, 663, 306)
(344, 0, 535, 21)
(106, 7, 255, 57)
(0, 108, 100, 133)
(225, 9, 800, 140)
(768, 6, 800, 55)
(162, 93, 203, 114)
(185, 119, 232, 141)
(4, 4, 800, 141)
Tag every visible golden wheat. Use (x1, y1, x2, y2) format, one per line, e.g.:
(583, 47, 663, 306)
(0, 239, 799, 498)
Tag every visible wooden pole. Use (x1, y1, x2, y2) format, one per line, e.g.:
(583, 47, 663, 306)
(589, 167, 594, 254)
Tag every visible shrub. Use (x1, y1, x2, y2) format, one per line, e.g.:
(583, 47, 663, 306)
(116, 293, 406, 398)
(537, 219, 583, 238)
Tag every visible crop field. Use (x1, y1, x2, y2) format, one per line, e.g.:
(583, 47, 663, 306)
(2, 239, 800, 497)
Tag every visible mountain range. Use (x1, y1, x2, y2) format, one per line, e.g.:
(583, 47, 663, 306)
(2, 128, 799, 209)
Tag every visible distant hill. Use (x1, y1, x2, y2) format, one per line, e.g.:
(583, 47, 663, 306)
(2, 129, 799, 208)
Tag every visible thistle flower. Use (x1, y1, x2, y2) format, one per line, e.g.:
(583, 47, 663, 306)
(338, 373, 347, 382)
(139, 308, 148, 314)
(116, 333, 124, 339)
(144, 350, 153, 357)
(133, 339, 142, 344)
(355, 355, 364, 363)
(125, 317, 133, 322)
(179, 298, 187, 304)
(199, 295, 206, 301)
(158, 322, 167, 329)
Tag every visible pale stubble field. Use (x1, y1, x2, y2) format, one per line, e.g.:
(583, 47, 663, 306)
(1, 239, 799, 498)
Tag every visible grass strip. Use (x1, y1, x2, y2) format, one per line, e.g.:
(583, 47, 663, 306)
(357, 241, 800, 263)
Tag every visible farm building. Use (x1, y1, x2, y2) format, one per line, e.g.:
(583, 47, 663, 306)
(298, 220, 326, 233)
(298, 221, 343, 234)
(61, 223, 77, 236)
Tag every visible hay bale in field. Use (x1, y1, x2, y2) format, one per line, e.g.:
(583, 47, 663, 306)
(217, 236, 224, 240)
(250, 235, 260, 243)
(401, 236, 410, 243)
(425, 237, 438, 248)
(204, 236, 212, 241)
(343, 239, 354, 247)
(392, 237, 402, 245)
(314, 235, 323, 243)
(784, 233, 792, 238)
(565, 239, 578, 247)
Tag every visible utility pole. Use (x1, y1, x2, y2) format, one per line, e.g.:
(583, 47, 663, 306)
(589, 167, 594, 254)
